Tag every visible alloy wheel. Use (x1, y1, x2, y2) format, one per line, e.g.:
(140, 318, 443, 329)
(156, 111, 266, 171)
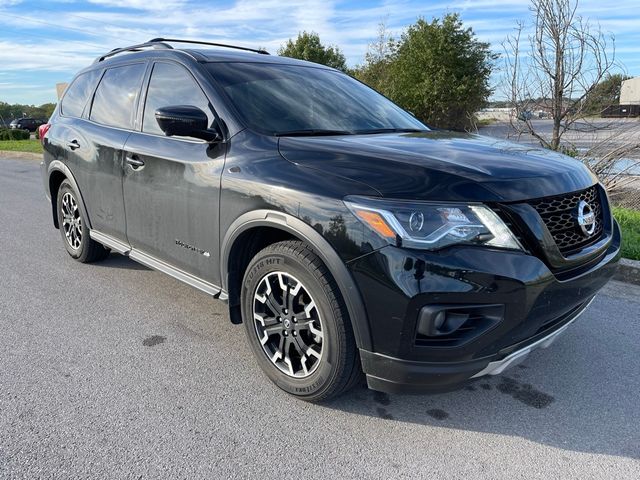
(61, 191, 82, 250)
(252, 271, 324, 378)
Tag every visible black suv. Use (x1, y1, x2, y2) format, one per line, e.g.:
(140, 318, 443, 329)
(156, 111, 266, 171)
(10, 117, 44, 132)
(40, 39, 621, 401)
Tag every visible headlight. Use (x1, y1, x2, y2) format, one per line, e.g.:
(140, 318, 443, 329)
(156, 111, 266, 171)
(344, 196, 522, 251)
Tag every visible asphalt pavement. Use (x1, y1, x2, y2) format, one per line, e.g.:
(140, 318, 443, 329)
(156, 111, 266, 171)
(1, 156, 639, 479)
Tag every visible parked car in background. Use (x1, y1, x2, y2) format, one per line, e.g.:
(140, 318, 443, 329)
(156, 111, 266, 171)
(10, 117, 45, 132)
(40, 38, 621, 401)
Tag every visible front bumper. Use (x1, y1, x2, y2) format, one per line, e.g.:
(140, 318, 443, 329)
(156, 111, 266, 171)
(348, 221, 621, 394)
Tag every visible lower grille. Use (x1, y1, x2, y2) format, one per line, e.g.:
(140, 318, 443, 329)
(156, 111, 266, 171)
(528, 185, 604, 254)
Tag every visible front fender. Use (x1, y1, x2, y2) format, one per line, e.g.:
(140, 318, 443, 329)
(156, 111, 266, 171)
(220, 209, 373, 351)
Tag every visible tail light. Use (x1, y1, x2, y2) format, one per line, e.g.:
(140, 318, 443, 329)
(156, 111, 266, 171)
(38, 123, 51, 145)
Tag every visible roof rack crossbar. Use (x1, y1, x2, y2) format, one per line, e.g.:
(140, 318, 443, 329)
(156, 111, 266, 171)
(148, 37, 269, 55)
(94, 41, 173, 63)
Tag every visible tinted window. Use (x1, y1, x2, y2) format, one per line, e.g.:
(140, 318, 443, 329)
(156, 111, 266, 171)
(207, 63, 426, 135)
(61, 70, 101, 118)
(143, 62, 213, 135)
(90, 63, 146, 129)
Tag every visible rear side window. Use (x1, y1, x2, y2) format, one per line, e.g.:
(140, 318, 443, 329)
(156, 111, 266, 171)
(61, 70, 101, 118)
(142, 62, 213, 135)
(90, 63, 146, 129)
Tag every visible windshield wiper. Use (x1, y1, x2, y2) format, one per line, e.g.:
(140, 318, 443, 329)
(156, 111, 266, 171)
(274, 129, 353, 137)
(355, 128, 429, 134)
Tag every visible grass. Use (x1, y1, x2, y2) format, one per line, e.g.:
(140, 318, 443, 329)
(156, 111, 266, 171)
(476, 117, 498, 127)
(613, 206, 640, 261)
(0, 139, 43, 154)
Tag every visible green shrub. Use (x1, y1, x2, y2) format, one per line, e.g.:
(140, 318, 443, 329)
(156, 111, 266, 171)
(613, 206, 640, 261)
(0, 128, 30, 140)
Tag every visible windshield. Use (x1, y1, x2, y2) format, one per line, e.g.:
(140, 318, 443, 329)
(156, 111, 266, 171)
(207, 62, 428, 136)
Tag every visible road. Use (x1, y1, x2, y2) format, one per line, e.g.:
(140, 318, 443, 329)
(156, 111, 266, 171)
(479, 118, 640, 165)
(1, 156, 639, 479)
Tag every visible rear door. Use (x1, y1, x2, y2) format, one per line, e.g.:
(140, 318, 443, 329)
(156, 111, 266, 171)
(122, 61, 225, 284)
(80, 62, 147, 241)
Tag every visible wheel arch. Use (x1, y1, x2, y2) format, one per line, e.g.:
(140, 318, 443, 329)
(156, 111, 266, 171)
(47, 160, 92, 230)
(221, 210, 372, 351)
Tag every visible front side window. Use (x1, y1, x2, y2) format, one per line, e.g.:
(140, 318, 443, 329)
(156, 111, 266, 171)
(61, 70, 101, 118)
(90, 63, 146, 129)
(207, 62, 427, 135)
(142, 62, 213, 135)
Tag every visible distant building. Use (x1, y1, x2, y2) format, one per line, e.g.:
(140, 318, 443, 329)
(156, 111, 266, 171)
(620, 77, 640, 105)
(56, 83, 68, 101)
(602, 77, 640, 117)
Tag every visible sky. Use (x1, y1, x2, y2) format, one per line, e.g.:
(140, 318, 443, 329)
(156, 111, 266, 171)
(1, 0, 639, 105)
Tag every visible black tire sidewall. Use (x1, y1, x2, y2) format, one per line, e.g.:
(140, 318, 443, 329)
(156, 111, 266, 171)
(241, 248, 344, 399)
(57, 181, 87, 260)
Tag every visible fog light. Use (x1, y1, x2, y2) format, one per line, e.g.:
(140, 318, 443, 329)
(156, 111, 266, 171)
(418, 307, 469, 336)
(416, 304, 505, 340)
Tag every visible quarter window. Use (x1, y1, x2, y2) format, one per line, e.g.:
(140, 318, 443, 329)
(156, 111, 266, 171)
(142, 62, 213, 135)
(61, 70, 101, 118)
(90, 63, 146, 129)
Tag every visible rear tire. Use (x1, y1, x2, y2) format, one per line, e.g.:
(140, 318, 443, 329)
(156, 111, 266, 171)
(241, 240, 362, 402)
(56, 180, 109, 263)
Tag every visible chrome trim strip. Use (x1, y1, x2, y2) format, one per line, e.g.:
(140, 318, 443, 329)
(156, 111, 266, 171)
(471, 296, 596, 378)
(90, 230, 131, 255)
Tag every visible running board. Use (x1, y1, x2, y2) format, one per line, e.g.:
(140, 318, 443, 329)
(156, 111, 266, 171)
(90, 230, 131, 255)
(90, 229, 225, 299)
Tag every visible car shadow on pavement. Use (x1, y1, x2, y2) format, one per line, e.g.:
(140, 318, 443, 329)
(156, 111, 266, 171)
(320, 323, 640, 461)
(94, 253, 151, 271)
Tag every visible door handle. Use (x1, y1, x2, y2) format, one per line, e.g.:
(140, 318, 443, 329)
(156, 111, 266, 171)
(67, 139, 80, 150)
(125, 155, 145, 169)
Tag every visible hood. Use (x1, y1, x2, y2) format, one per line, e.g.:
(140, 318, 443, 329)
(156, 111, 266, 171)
(278, 131, 598, 202)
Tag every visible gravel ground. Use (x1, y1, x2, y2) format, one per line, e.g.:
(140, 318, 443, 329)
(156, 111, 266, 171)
(1, 157, 639, 479)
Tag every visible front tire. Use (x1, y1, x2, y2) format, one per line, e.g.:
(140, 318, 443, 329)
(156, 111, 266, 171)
(56, 180, 109, 263)
(241, 240, 361, 401)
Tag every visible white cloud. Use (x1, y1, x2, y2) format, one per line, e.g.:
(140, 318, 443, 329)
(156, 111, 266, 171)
(87, 0, 186, 10)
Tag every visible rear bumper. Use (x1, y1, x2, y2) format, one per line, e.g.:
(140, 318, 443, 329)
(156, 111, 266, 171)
(350, 221, 621, 394)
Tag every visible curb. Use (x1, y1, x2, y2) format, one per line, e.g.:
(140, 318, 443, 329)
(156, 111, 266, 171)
(0, 150, 42, 161)
(614, 258, 640, 286)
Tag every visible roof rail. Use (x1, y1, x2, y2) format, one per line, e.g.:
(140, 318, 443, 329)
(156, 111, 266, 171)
(94, 40, 173, 63)
(148, 38, 269, 55)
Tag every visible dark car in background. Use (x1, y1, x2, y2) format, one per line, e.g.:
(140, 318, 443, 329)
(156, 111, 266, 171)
(10, 117, 45, 132)
(39, 38, 621, 401)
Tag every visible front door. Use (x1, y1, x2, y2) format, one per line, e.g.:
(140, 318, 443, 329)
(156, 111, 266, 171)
(122, 61, 225, 285)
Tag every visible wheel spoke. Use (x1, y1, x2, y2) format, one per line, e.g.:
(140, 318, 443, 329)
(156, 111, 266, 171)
(263, 324, 282, 336)
(265, 292, 283, 316)
(306, 346, 321, 359)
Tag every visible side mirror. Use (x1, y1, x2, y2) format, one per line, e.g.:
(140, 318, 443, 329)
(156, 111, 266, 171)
(155, 105, 221, 142)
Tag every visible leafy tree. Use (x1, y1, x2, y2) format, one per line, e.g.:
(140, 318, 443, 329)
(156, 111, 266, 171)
(278, 31, 348, 72)
(385, 14, 496, 131)
(583, 74, 630, 115)
(353, 21, 396, 95)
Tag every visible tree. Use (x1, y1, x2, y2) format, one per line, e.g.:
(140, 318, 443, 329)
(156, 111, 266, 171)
(384, 14, 496, 131)
(278, 32, 348, 72)
(583, 74, 630, 116)
(353, 20, 395, 94)
(0, 101, 57, 126)
(503, 0, 615, 150)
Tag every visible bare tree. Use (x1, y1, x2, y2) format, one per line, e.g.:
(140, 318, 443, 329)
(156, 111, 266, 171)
(503, 0, 615, 151)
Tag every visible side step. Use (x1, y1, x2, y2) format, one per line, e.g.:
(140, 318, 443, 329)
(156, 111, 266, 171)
(89, 229, 227, 300)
